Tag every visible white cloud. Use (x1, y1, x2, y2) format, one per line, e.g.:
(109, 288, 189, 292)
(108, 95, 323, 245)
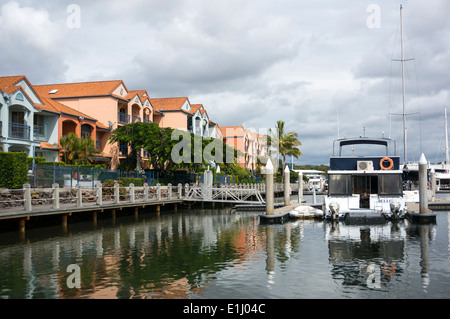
(1, 0, 450, 165)
(0, 1, 67, 82)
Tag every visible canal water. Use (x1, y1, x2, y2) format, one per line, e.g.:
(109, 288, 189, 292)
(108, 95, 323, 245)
(0, 196, 449, 299)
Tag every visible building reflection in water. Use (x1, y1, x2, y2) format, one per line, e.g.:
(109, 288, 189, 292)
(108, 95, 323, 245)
(3, 209, 277, 298)
(0, 208, 443, 299)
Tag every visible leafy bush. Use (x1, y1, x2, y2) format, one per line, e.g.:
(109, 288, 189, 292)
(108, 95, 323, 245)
(119, 177, 144, 187)
(0, 152, 28, 189)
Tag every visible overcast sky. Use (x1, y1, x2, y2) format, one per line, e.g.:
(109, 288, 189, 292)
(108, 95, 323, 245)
(1, 0, 449, 165)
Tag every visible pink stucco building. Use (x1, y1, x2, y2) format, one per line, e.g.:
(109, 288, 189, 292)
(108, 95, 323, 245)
(35, 80, 162, 169)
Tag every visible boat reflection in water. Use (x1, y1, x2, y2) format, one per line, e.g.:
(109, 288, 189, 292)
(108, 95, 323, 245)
(324, 218, 435, 292)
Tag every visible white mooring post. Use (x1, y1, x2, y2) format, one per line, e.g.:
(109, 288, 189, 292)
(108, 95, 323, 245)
(419, 153, 429, 214)
(298, 172, 303, 203)
(265, 160, 274, 215)
(284, 165, 290, 205)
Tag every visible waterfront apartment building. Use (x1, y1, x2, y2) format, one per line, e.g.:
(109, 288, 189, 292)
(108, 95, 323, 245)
(0, 75, 60, 161)
(1, 74, 263, 176)
(34, 80, 162, 169)
(220, 126, 268, 172)
(149, 98, 222, 140)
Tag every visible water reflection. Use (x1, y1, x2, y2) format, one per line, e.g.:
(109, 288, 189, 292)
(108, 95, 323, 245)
(263, 222, 304, 287)
(324, 218, 436, 294)
(0, 206, 448, 299)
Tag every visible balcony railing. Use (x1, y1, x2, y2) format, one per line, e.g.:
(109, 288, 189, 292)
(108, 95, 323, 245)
(9, 122, 30, 140)
(131, 115, 141, 123)
(33, 126, 45, 141)
(118, 112, 130, 124)
(143, 118, 152, 123)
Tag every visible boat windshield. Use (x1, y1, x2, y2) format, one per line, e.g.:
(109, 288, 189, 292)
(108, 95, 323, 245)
(328, 173, 402, 196)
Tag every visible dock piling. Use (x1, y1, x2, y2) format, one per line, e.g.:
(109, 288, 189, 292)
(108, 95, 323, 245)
(265, 160, 274, 215)
(284, 166, 290, 205)
(298, 172, 303, 203)
(408, 153, 437, 223)
(419, 153, 429, 213)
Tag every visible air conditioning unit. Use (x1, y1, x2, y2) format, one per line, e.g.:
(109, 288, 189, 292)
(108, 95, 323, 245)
(357, 161, 373, 171)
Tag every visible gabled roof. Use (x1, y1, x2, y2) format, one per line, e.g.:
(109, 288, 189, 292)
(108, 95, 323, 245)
(33, 86, 97, 121)
(0, 75, 58, 113)
(220, 126, 246, 137)
(127, 90, 151, 103)
(149, 97, 190, 111)
(33, 80, 126, 99)
(33, 85, 110, 129)
(0, 75, 25, 94)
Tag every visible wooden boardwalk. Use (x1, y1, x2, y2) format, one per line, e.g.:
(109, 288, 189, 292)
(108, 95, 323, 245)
(0, 198, 183, 221)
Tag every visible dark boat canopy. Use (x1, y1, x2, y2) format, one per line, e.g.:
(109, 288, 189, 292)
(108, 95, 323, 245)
(333, 137, 396, 157)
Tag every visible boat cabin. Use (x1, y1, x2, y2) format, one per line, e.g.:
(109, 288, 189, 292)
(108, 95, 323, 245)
(325, 138, 405, 217)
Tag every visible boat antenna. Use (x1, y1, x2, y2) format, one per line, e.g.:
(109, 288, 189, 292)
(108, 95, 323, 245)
(446, 107, 449, 166)
(400, 4, 407, 165)
(391, 4, 415, 167)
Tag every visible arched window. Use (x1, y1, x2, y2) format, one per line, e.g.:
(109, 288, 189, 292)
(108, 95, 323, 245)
(81, 124, 92, 139)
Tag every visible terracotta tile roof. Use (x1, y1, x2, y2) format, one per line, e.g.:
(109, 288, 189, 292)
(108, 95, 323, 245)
(0, 75, 25, 90)
(220, 126, 246, 137)
(33, 85, 111, 130)
(39, 142, 59, 150)
(33, 87, 96, 119)
(0, 75, 60, 113)
(33, 80, 126, 99)
(149, 97, 190, 111)
(189, 104, 203, 114)
(127, 90, 151, 105)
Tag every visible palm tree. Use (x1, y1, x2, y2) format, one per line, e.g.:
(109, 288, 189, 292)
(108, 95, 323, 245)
(59, 132, 99, 165)
(268, 120, 302, 178)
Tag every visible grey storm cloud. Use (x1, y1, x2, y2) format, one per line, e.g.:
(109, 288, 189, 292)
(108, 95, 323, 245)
(1, 0, 450, 165)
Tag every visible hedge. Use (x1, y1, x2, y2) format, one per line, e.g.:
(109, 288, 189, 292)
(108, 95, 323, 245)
(0, 152, 28, 189)
(119, 177, 144, 187)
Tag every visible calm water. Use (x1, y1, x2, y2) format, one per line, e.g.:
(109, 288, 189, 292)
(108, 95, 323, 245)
(0, 197, 449, 299)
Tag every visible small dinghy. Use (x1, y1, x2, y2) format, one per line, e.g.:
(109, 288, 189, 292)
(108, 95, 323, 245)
(289, 205, 324, 219)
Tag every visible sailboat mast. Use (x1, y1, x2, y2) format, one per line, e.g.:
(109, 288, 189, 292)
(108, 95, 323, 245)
(445, 107, 449, 166)
(400, 4, 408, 165)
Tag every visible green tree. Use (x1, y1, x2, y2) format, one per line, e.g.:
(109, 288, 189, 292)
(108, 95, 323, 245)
(267, 120, 302, 179)
(109, 122, 240, 173)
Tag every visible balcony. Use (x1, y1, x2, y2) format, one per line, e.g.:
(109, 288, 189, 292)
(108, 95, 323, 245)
(143, 118, 152, 123)
(9, 122, 30, 140)
(131, 115, 141, 123)
(33, 126, 45, 141)
(118, 112, 130, 124)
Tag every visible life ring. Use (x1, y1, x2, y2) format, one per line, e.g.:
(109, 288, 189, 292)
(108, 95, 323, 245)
(380, 157, 394, 170)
